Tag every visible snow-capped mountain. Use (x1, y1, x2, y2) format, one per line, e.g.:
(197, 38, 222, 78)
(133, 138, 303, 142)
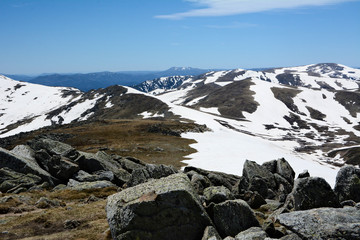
(0, 75, 170, 137)
(1, 63, 359, 186)
(133, 76, 192, 93)
(139, 63, 360, 173)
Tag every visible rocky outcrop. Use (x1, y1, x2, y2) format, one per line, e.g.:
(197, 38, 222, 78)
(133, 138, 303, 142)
(106, 173, 213, 240)
(334, 165, 360, 202)
(0, 147, 54, 184)
(212, 200, 260, 238)
(284, 177, 340, 210)
(278, 207, 360, 239)
(203, 186, 233, 204)
(76, 151, 131, 186)
(67, 179, 116, 191)
(0, 167, 42, 193)
(126, 164, 177, 187)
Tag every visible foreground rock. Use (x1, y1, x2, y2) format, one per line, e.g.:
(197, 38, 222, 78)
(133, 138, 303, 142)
(278, 207, 360, 239)
(106, 173, 212, 240)
(334, 165, 360, 202)
(212, 200, 260, 238)
(285, 177, 339, 210)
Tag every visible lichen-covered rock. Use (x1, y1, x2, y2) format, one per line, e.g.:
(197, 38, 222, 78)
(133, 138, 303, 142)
(248, 176, 268, 199)
(243, 191, 266, 209)
(0, 147, 54, 184)
(203, 186, 233, 204)
(284, 177, 340, 210)
(77, 151, 131, 186)
(235, 227, 267, 240)
(126, 164, 177, 187)
(232, 176, 249, 196)
(243, 160, 276, 190)
(190, 173, 211, 195)
(297, 170, 310, 179)
(28, 138, 78, 159)
(212, 200, 260, 238)
(202, 226, 222, 240)
(276, 158, 295, 185)
(184, 166, 241, 190)
(67, 179, 115, 191)
(0, 167, 42, 193)
(10, 145, 35, 160)
(278, 207, 360, 239)
(334, 165, 360, 202)
(106, 173, 212, 240)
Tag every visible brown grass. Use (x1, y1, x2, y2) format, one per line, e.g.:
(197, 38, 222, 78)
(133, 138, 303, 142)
(0, 187, 117, 240)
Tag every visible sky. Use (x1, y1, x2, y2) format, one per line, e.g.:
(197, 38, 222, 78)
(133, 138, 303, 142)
(0, 0, 359, 74)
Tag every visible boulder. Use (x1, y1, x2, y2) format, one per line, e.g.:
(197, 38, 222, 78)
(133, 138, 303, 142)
(0, 167, 42, 193)
(203, 186, 233, 205)
(0, 147, 54, 184)
(234, 227, 267, 240)
(106, 173, 212, 240)
(334, 165, 360, 202)
(67, 179, 115, 191)
(126, 164, 177, 187)
(262, 160, 277, 174)
(51, 156, 79, 181)
(184, 166, 241, 190)
(76, 151, 131, 186)
(279, 234, 302, 240)
(278, 207, 360, 239)
(191, 173, 211, 195)
(284, 177, 340, 210)
(243, 160, 276, 190)
(275, 158, 295, 185)
(202, 226, 222, 240)
(115, 156, 146, 173)
(10, 145, 35, 160)
(231, 176, 249, 196)
(212, 200, 260, 238)
(273, 174, 292, 202)
(35, 197, 63, 209)
(243, 191, 266, 209)
(74, 170, 98, 182)
(297, 170, 310, 179)
(248, 176, 268, 199)
(28, 138, 78, 159)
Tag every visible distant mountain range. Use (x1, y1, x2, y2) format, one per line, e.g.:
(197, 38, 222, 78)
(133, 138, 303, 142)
(1, 63, 360, 179)
(2, 67, 219, 92)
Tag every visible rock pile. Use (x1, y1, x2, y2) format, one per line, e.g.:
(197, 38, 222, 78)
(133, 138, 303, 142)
(1, 137, 360, 240)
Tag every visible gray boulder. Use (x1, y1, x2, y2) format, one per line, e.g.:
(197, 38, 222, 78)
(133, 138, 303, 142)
(67, 179, 115, 191)
(284, 177, 340, 210)
(334, 165, 360, 202)
(276, 158, 295, 185)
(248, 176, 269, 199)
(0, 167, 42, 193)
(278, 207, 360, 239)
(184, 166, 241, 190)
(297, 170, 310, 179)
(0, 147, 54, 184)
(106, 173, 212, 240)
(202, 226, 222, 240)
(77, 151, 131, 186)
(74, 170, 98, 182)
(126, 164, 177, 187)
(232, 176, 249, 196)
(191, 173, 212, 194)
(115, 156, 146, 173)
(28, 138, 78, 159)
(212, 200, 260, 238)
(203, 186, 233, 205)
(235, 227, 267, 240)
(10, 145, 35, 160)
(243, 191, 266, 209)
(243, 160, 276, 190)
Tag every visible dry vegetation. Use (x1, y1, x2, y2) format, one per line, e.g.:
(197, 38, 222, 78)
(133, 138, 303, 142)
(0, 187, 117, 240)
(2, 119, 201, 169)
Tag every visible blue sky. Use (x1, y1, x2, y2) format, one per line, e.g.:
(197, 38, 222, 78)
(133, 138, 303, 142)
(1, 0, 359, 74)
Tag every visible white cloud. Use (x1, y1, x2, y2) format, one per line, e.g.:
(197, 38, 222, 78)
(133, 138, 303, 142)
(155, 0, 356, 19)
(206, 22, 258, 29)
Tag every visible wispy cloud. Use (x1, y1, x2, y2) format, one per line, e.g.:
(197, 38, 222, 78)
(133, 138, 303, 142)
(155, 0, 356, 19)
(206, 22, 258, 29)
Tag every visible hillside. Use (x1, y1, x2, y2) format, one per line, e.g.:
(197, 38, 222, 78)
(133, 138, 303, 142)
(1, 63, 360, 185)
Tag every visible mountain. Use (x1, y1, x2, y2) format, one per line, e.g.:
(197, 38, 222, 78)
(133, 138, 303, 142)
(133, 76, 192, 93)
(4, 67, 216, 92)
(1, 63, 360, 185)
(0, 75, 172, 138)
